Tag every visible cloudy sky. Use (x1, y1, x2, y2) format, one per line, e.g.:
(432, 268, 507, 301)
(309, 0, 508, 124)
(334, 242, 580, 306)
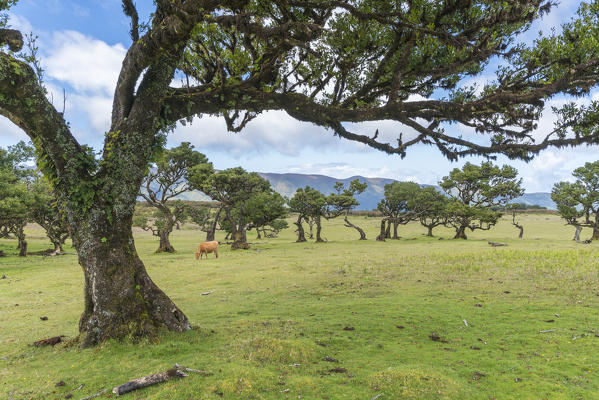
(2, 0, 598, 193)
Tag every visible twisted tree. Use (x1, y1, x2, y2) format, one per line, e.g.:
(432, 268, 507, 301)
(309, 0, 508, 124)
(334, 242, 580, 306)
(139, 142, 212, 253)
(288, 186, 327, 242)
(552, 162, 599, 242)
(200, 167, 271, 249)
(2, 0, 599, 345)
(376, 181, 420, 240)
(414, 186, 449, 237)
(440, 162, 523, 239)
(326, 180, 368, 240)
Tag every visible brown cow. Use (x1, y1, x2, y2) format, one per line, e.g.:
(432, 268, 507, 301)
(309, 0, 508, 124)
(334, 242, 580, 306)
(195, 241, 219, 260)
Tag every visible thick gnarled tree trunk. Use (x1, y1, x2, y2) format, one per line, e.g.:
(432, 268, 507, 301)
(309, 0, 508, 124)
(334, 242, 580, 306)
(454, 225, 468, 239)
(74, 213, 189, 347)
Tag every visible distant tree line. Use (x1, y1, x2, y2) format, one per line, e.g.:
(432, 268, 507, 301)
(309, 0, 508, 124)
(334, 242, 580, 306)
(4, 140, 596, 254)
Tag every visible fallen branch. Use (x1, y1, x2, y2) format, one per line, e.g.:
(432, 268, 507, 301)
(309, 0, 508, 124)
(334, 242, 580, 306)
(79, 388, 107, 400)
(488, 241, 508, 247)
(33, 335, 65, 347)
(539, 329, 557, 333)
(112, 368, 187, 396)
(200, 291, 214, 296)
(174, 363, 213, 376)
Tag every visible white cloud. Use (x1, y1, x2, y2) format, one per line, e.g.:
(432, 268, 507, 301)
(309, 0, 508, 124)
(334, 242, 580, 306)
(0, 117, 29, 146)
(44, 31, 126, 95)
(169, 111, 366, 156)
(7, 13, 33, 33)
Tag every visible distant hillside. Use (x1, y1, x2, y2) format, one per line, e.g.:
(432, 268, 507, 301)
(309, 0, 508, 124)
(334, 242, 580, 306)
(175, 172, 556, 211)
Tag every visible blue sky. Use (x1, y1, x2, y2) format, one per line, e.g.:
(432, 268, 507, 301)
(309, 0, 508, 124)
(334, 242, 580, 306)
(2, 0, 598, 192)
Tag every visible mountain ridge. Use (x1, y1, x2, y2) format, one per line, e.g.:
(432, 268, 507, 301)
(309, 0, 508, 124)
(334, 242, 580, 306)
(175, 171, 556, 210)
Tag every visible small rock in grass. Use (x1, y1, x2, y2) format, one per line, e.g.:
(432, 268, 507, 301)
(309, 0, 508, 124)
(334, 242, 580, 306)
(470, 346, 482, 350)
(328, 367, 347, 373)
(545, 319, 555, 323)
(64, 394, 73, 399)
(40, 316, 48, 321)
(1, 275, 6, 279)
(323, 356, 339, 363)
(0, 356, 8, 360)
(503, 291, 511, 294)
(343, 326, 355, 331)
(429, 333, 448, 343)
(396, 325, 405, 329)
(55, 381, 65, 387)
(514, 377, 522, 382)
(472, 371, 486, 381)
(474, 303, 483, 307)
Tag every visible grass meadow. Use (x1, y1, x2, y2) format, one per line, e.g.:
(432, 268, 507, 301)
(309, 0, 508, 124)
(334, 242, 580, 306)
(1, 212, 599, 399)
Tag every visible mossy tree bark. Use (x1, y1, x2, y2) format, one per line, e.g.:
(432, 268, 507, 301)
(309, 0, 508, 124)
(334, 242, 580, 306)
(75, 215, 189, 347)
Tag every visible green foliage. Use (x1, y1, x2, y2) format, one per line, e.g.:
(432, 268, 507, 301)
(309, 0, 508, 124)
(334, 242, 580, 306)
(201, 167, 272, 245)
(139, 142, 213, 251)
(326, 179, 366, 218)
(440, 162, 523, 238)
(413, 186, 449, 235)
(0, 141, 35, 252)
(29, 177, 69, 251)
(288, 186, 327, 220)
(377, 181, 421, 223)
(0, 0, 17, 27)
(552, 161, 599, 233)
(146, 142, 212, 198)
(243, 190, 287, 232)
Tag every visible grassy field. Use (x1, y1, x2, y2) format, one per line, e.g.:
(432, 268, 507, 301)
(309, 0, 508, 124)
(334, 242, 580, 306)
(1, 213, 599, 399)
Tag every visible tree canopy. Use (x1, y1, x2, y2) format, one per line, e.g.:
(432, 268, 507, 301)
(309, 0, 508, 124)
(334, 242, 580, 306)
(552, 161, 599, 241)
(201, 167, 271, 249)
(440, 162, 523, 239)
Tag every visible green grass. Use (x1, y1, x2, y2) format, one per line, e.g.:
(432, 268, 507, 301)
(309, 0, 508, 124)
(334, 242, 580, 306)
(1, 214, 599, 399)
